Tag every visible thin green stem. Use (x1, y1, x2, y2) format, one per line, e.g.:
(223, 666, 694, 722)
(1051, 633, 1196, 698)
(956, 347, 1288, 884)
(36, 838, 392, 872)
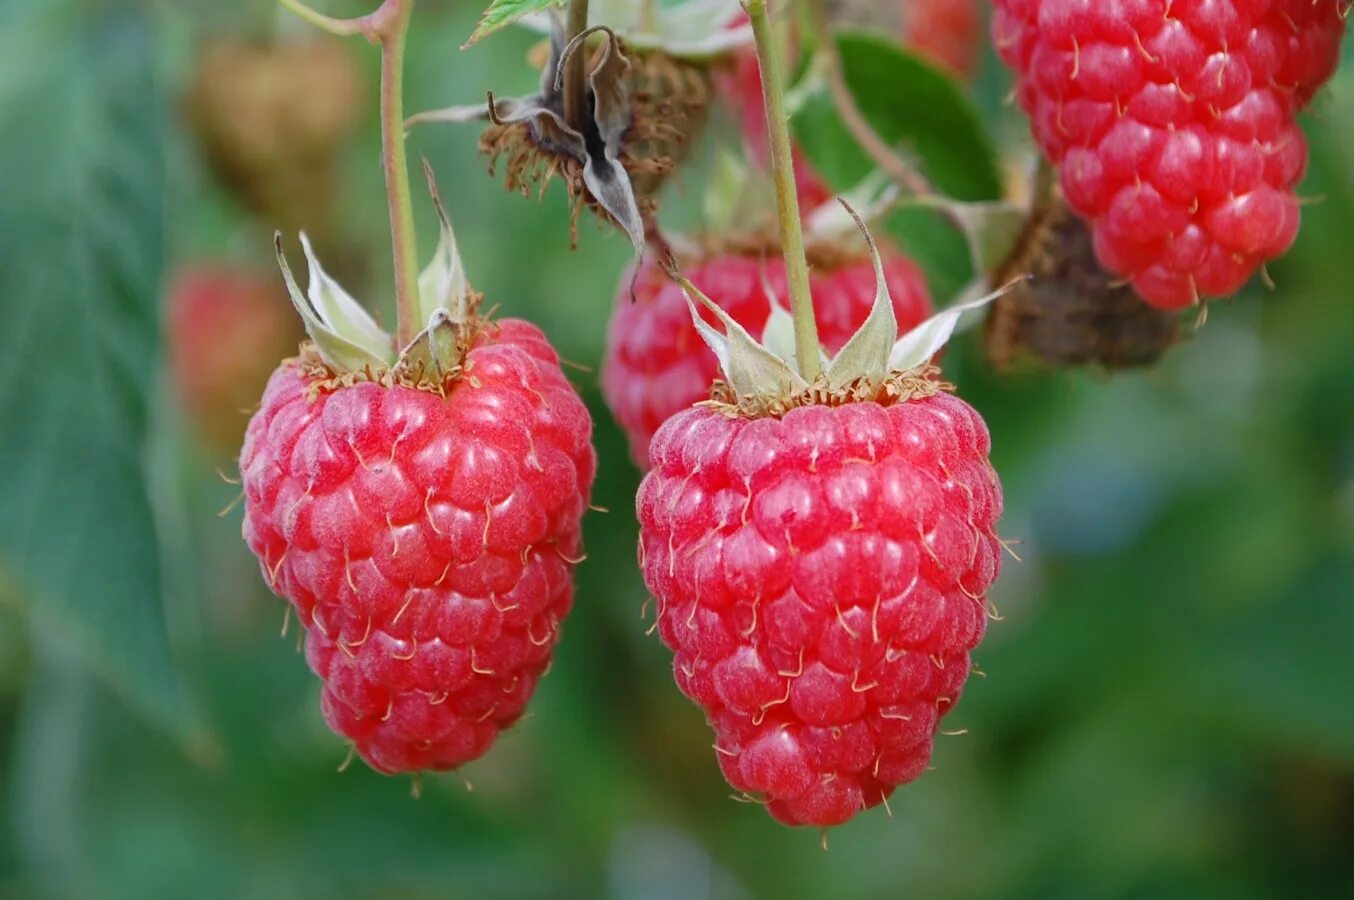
(278, 0, 421, 347)
(276, 0, 368, 36)
(744, 0, 820, 381)
(562, 0, 590, 130)
(379, 0, 421, 347)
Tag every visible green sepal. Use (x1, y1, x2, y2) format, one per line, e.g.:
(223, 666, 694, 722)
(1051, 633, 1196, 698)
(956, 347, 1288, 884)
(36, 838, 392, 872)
(275, 233, 392, 372)
(679, 275, 809, 401)
(416, 161, 471, 327)
(823, 204, 897, 389)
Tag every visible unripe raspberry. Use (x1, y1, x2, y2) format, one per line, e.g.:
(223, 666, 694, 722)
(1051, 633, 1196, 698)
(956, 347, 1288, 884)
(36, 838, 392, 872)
(241, 320, 595, 774)
(184, 37, 363, 237)
(602, 241, 933, 468)
(993, 0, 1346, 308)
(637, 390, 1001, 826)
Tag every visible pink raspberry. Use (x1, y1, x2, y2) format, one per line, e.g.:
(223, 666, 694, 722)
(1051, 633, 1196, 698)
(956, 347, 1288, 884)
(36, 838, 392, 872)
(602, 245, 933, 468)
(240, 320, 595, 774)
(993, 0, 1346, 308)
(636, 390, 1002, 827)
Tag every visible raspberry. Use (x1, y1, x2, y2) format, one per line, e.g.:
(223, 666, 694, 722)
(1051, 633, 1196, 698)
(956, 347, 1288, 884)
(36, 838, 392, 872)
(602, 243, 933, 468)
(993, 0, 1347, 309)
(185, 37, 363, 237)
(985, 194, 1181, 370)
(240, 319, 596, 774)
(902, 0, 982, 79)
(637, 391, 1002, 827)
(168, 265, 302, 452)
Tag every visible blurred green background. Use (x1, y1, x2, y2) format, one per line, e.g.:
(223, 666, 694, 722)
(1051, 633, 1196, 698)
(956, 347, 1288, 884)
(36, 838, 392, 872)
(1, 1, 1352, 897)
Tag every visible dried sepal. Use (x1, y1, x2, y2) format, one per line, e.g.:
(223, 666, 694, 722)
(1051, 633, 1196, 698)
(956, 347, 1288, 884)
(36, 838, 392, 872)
(409, 20, 647, 262)
(564, 27, 647, 258)
(275, 233, 392, 372)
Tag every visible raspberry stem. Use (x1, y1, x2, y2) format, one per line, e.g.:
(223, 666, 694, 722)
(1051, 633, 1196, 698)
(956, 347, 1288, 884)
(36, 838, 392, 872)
(743, 0, 821, 381)
(277, 0, 422, 348)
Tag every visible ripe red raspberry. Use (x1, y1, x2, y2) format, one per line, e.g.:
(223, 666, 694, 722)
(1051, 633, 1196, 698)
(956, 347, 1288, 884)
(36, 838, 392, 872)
(993, 0, 1347, 309)
(637, 390, 1002, 827)
(168, 265, 302, 453)
(602, 244, 933, 468)
(902, 0, 982, 79)
(240, 319, 595, 774)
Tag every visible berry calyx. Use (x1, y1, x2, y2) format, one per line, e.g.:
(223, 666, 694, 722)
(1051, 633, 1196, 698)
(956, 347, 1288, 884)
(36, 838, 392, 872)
(602, 230, 933, 467)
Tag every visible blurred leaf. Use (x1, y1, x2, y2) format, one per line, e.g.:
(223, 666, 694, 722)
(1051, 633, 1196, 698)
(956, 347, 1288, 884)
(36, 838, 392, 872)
(465, 0, 563, 47)
(792, 32, 1004, 295)
(0, 6, 192, 735)
(1171, 561, 1354, 763)
(793, 32, 1002, 200)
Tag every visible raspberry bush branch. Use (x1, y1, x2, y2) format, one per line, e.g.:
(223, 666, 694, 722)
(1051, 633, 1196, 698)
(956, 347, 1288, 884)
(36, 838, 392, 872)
(279, 0, 422, 347)
(743, 0, 820, 381)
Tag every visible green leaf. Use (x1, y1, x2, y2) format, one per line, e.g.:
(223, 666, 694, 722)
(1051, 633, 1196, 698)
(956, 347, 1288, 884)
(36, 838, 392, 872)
(465, 0, 564, 47)
(793, 32, 1005, 294)
(793, 31, 1003, 201)
(0, 7, 193, 736)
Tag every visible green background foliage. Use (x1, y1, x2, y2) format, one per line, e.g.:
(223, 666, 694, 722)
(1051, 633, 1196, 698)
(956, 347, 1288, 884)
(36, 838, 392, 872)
(0, 1, 1351, 897)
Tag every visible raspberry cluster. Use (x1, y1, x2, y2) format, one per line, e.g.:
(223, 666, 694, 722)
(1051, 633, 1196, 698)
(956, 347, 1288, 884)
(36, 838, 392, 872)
(602, 248, 932, 468)
(994, 0, 1347, 308)
(637, 393, 1002, 826)
(241, 320, 595, 774)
